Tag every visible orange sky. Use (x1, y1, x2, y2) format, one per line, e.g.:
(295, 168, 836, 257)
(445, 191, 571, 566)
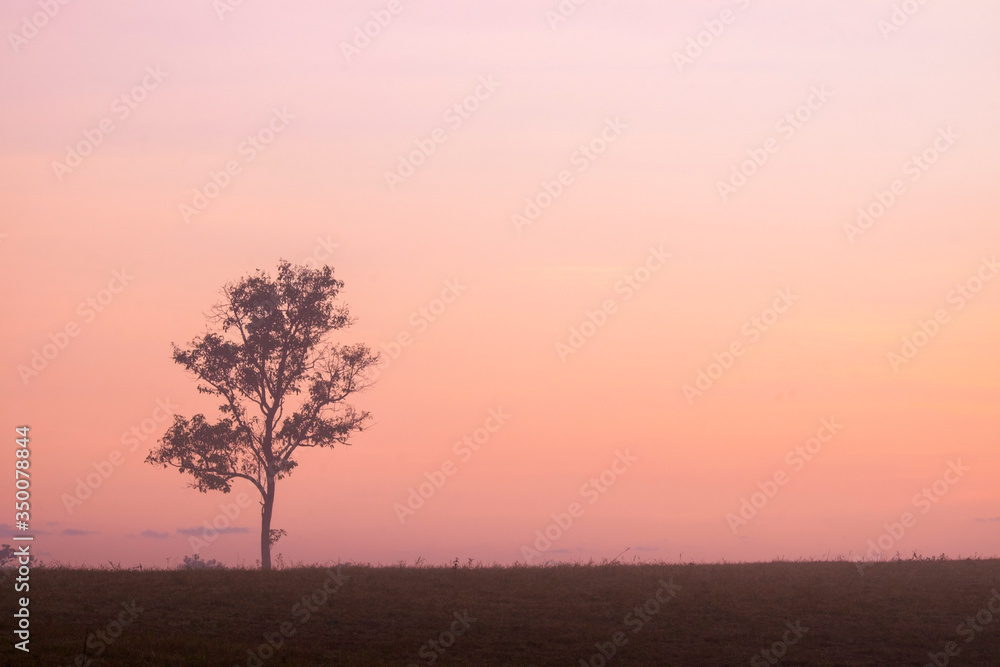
(2, 0, 999, 568)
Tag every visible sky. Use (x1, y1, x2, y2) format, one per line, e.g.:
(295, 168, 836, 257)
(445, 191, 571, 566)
(1, 0, 999, 568)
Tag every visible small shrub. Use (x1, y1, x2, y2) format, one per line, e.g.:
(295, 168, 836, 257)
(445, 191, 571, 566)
(0, 544, 14, 568)
(178, 554, 225, 570)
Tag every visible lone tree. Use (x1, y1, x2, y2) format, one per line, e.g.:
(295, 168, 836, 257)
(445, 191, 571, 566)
(146, 261, 377, 569)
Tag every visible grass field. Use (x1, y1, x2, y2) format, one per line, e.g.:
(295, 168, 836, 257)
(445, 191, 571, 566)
(2, 558, 999, 666)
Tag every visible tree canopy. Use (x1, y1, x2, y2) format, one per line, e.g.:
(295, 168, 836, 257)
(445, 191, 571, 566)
(146, 260, 377, 568)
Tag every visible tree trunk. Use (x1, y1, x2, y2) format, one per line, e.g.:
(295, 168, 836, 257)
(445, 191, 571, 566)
(260, 477, 275, 570)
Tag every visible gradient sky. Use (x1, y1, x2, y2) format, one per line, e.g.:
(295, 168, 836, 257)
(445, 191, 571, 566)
(2, 0, 999, 568)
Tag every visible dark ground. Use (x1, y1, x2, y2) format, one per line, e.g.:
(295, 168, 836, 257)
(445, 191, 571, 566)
(2, 558, 999, 666)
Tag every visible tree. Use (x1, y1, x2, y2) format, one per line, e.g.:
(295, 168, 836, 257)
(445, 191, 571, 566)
(146, 261, 377, 569)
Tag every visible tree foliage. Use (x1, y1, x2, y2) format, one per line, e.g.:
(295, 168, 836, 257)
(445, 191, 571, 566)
(146, 261, 377, 568)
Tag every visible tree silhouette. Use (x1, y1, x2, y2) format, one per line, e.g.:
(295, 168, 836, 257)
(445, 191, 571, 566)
(146, 261, 377, 569)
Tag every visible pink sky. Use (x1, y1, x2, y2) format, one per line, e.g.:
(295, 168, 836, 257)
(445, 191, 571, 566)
(2, 0, 999, 567)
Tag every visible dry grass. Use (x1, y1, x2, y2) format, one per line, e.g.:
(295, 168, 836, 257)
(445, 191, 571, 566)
(2, 557, 999, 665)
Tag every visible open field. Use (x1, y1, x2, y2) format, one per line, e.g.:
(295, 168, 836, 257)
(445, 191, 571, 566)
(3, 559, 999, 666)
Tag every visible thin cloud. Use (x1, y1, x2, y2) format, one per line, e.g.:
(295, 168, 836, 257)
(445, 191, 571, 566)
(140, 530, 171, 539)
(0, 523, 49, 537)
(176, 526, 249, 536)
(62, 529, 98, 536)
